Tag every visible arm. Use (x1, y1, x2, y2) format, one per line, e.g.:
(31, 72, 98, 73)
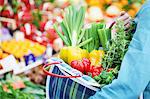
(90, 7, 150, 99)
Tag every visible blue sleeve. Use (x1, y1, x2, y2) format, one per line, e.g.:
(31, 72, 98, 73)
(89, 7, 150, 99)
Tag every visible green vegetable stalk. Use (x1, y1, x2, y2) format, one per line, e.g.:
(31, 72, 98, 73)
(82, 23, 107, 52)
(54, 6, 92, 47)
(98, 28, 111, 50)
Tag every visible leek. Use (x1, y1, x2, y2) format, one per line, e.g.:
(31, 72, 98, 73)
(54, 6, 92, 47)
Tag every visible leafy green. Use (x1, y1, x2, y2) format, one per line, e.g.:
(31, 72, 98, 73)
(0, 83, 34, 99)
(94, 66, 119, 86)
(0, 73, 45, 99)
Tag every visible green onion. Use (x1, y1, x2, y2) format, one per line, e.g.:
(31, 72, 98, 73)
(53, 24, 70, 46)
(54, 6, 91, 47)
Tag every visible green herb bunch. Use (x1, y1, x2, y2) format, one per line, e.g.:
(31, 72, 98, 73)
(94, 21, 133, 85)
(102, 21, 133, 70)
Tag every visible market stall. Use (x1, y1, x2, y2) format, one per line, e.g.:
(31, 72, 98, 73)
(0, 0, 144, 99)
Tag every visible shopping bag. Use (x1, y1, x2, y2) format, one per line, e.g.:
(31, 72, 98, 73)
(43, 58, 100, 99)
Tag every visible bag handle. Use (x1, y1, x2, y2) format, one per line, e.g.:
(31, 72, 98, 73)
(43, 62, 82, 78)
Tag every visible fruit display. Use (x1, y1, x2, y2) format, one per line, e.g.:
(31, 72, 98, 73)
(0, 0, 66, 47)
(86, 0, 144, 21)
(0, 1, 70, 88)
(1, 39, 46, 58)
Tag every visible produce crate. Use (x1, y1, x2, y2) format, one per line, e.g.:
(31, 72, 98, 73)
(45, 58, 100, 99)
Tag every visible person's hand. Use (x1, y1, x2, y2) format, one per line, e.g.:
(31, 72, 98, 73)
(109, 11, 132, 29)
(117, 11, 132, 28)
(110, 11, 132, 38)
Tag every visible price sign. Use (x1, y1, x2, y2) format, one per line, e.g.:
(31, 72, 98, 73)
(0, 55, 18, 75)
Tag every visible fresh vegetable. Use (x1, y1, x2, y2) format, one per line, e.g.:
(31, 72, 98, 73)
(71, 58, 91, 74)
(0, 84, 34, 99)
(59, 47, 89, 64)
(89, 66, 103, 77)
(55, 6, 96, 64)
(82, 23, 105, 52)
(67, 47, 89, 64)
(94, 66, 119, 86)
(54, 6, 92, 47)
(94, 21, 133, 85)
(71, 58, 103, 77)
(94, 70, 115, 85)
(89, 50, 104, 67)
(59, 47, 68, 63)
(0, 73, 45, 99)
(82, 58, 92, 73)
(102, 21, 133, 70)
(98, 25, 111, 50)
(55, 5, 133, 87)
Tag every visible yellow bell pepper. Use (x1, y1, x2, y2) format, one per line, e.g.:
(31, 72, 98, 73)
(82, 49, 89, 59)
(59, 47, 89, 64)
(67, 47, 89, 64)
(89, 50, 104, 67)
(59, 47, 69, 63)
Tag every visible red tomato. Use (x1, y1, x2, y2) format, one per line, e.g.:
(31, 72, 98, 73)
(90, 66, 103, 77)
(71, 58, 103, 77)
(71, 58, 91, 74)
